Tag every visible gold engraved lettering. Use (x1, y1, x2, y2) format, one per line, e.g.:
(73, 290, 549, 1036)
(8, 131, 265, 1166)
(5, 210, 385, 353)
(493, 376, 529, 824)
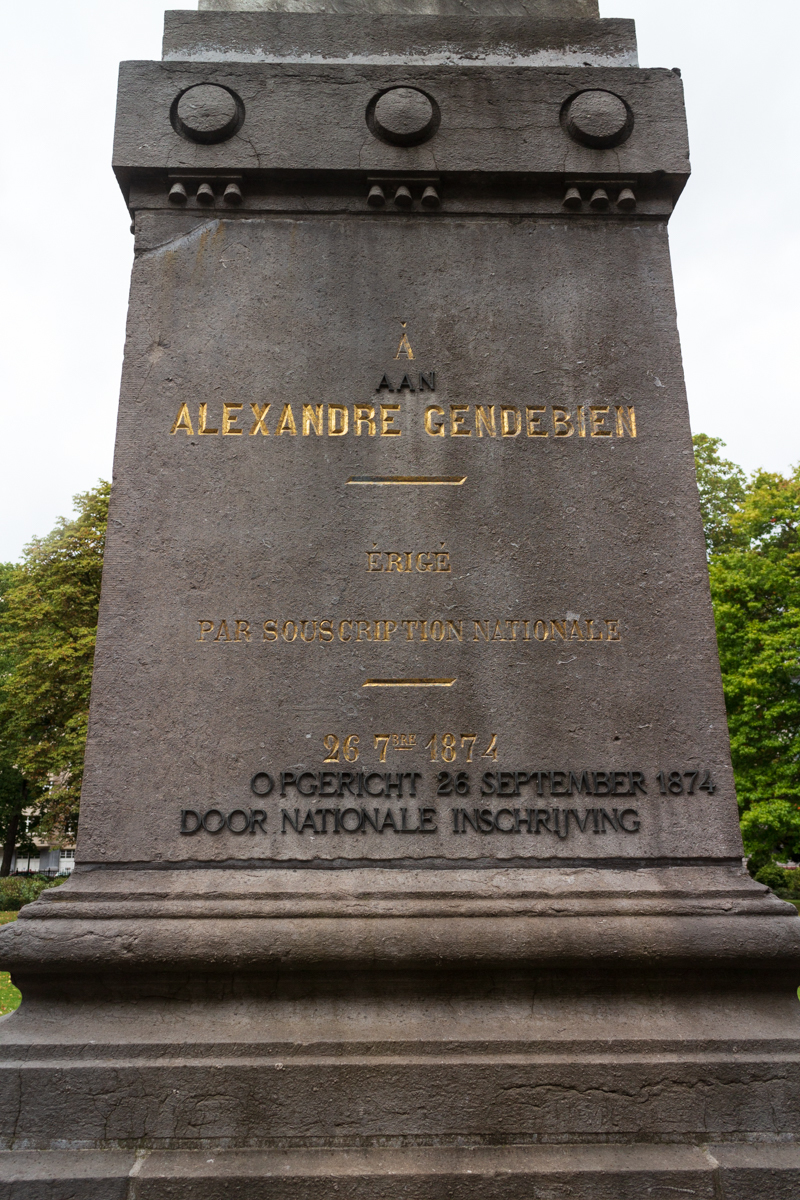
(380, 404, 401, 435)
(367, 552, 382, 571)
(354, 405, 376, 436)
(394, 325, 415, 359)
(363, 679, 455, 687)
(170, 403, 194, 435)
(425, 406, 445, 436)
(481, 734, 499, 760)
(416, 552, 433, 572)
(387, 553, 404, 572)
(374, 732, 417, 760)
(343, 734, 360, 762)
(450, 405, 471, 436)
(552, 408, 573, 437)
(615, 405, 637, 437)
(201, 615, 622, 648)
(476, 405, 496, 437)
(302, 404, 323, 436)
(323, 734, 340, 762)
(436, 552, 451, 572)
(328, 404, 348, 436)
(175, 401, 639, 445)
(589, 405, 612, 437)
(249, 403, 270, 435)
(425, 732, 496, 762)
(501, 406, 521, 437)
(222, 403, 243, 436)
(275, 404, 297, 436)
(198, 403, 218, 436)
(526, 406, 548, 437)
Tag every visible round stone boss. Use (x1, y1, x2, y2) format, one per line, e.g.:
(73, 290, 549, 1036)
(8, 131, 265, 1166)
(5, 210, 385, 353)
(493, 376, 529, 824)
(366, 86, 440, 147)
(562, 89, 633, 148)
(171, 83, 245, 145)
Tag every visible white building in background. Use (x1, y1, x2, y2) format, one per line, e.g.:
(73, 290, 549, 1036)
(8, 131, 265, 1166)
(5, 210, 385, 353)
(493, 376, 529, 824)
(7, 805, 76, 875)
(10, 843, 75, 875)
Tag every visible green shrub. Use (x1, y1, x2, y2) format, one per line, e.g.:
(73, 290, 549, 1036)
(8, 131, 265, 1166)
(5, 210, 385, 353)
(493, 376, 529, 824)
(784, 869, 800, 896)
(0, 875, 66, 911)
(754, 863, 789, 891)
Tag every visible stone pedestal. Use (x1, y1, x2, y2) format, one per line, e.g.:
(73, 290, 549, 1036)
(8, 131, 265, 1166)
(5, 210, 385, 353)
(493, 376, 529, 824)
(1, 2, 799, 1195)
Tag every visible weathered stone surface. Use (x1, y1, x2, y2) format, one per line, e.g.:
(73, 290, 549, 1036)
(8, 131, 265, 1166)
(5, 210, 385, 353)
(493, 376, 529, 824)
(112, 62, 688, 183)
(69, 210, 715, 869)
(1, 2, 798, 1194)
(199, 0, 601, 15)
(564, 87, 631, 146)
(2, 1141, 800, 1197)
(3, 864, 798, 970)
(162, 12, 638, 66)
(173, 81, 242, 142)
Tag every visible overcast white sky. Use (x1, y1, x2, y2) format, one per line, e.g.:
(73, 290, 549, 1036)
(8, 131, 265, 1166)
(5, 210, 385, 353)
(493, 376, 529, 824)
(1, 1, 797, 562)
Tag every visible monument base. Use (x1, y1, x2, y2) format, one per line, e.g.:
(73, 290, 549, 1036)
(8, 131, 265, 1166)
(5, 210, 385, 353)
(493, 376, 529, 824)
(2, 1143, 800, 1199)
(1, 864, 799, 1196)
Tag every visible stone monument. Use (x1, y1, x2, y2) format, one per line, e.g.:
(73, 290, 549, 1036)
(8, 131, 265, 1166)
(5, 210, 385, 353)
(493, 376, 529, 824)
(1, 0, 799, 1195)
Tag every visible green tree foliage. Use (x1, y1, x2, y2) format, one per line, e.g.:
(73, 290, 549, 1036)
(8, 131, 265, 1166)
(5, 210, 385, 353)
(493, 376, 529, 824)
(693, 433, 747, 556)
(0, 563, 37, 874)
(693, 437, 800, 871)
(741, 799, 800, 875)
(0, 483, 109, 841)
(0, 768, 35, 877)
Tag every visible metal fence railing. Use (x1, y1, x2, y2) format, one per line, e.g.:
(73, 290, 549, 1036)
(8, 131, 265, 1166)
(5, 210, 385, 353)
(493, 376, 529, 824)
(10, 868, 73, 879)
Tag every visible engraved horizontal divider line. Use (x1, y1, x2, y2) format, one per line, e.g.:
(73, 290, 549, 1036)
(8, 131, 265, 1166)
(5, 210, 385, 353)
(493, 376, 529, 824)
(347, 476, 466, 485)
(363, 678, 456, 688)
(0, 1052, 789, 1068)
(67, 856, 750, 873)
(26, 899, 783, 921)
